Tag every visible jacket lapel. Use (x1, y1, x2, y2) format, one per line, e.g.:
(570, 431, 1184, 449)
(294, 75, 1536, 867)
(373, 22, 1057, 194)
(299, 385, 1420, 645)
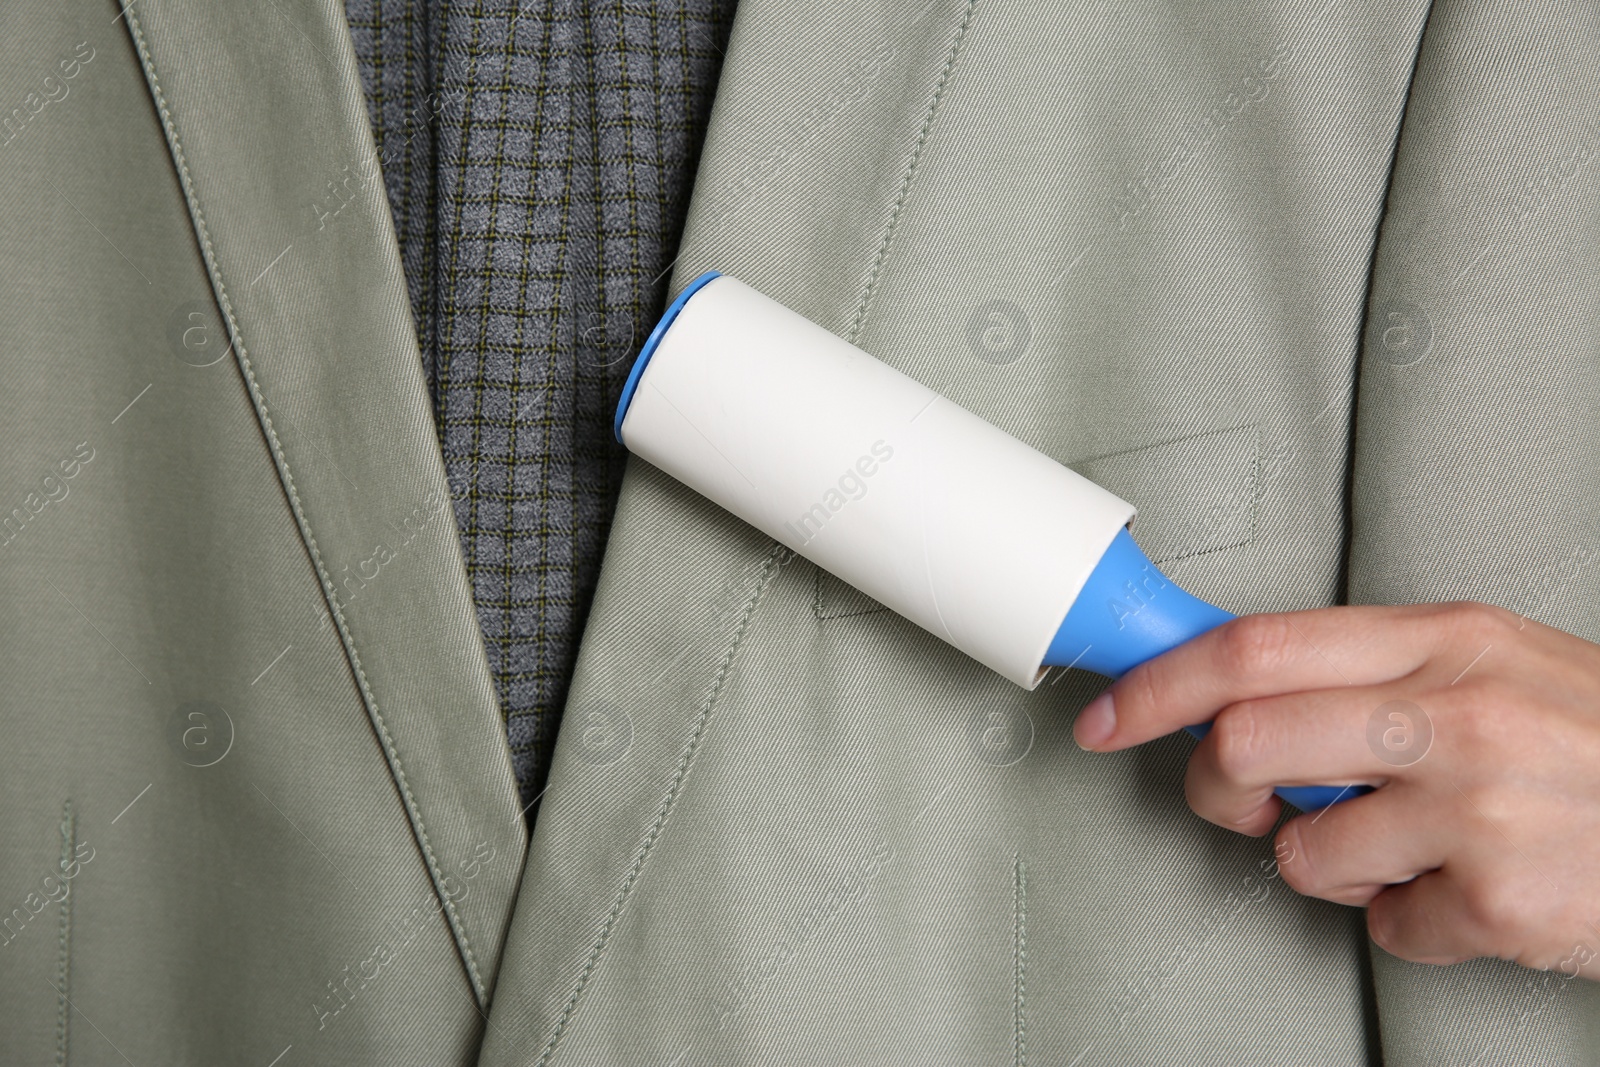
(122, 0, 526, 1007)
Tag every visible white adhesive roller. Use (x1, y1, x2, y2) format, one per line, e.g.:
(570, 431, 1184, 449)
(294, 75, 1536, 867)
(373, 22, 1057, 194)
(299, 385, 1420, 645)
(615, 271, 1369, 811)
(615, 272, 1135, 689)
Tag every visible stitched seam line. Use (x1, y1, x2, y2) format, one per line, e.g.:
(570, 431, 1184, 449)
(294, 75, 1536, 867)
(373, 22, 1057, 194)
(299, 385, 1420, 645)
(533, 540, 789, 1067)
(846, 0, 978, 344)
(1075, 421, 1256, 469)
(1085, 422, 1263, 566)
(55, 799, 73, 1067)
(1248, 425, 1262, 545)
(822, 605, 891, 621)
(1013, 851, 1026, 1067)
(534, 4, 981, 1050)
(120, 6, 488, 1008)
(814, 565, 889, 620)
(1164, 423, 1263, 563)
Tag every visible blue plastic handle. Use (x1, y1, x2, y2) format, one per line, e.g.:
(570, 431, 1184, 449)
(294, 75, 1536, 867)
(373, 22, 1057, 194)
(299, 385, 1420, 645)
(1045, 527, 1370, 812)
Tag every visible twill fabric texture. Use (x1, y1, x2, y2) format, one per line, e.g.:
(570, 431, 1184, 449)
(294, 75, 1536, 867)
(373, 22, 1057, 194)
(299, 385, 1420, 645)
(475, 1, 1600, 1065)
(0, 0, 528, 1062)
(2, 0, 1600, 1065)
(344, 0, 735, 803)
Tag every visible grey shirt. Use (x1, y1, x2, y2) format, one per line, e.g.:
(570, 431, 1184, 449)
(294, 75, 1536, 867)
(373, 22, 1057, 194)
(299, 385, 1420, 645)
(344, 0, 735, 808)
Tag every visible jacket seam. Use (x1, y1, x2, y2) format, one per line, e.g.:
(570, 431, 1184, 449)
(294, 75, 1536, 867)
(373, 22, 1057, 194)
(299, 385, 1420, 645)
(120, 5, 489, 1009)
(543, 1, 980, 1053)
(532, 540, 789, 1067)
(54, 799, 74, 1067)
(847, 0, 979, 343)
(814, 564, 889, 620)
(1013, 850, 1027, 1067)
(1147, 424, 1264, 566)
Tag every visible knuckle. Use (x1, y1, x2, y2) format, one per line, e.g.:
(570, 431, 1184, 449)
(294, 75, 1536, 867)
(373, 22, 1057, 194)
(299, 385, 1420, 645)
(1461, 877, 1527, 939)
(1451, 678, 1515, 747)
(1448, 599, 1519, 643)
(1273, 824, 1318, 895)
(1456, 777, 1519, 829)
(1124, 659, 1168, 729)
(1454, 675, 1569, 767)
(1217, 613, 1298, 677)
(1210, 702, 1268, 784)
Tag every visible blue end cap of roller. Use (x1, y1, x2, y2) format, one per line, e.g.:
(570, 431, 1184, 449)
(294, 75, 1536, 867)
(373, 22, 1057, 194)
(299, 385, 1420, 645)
(1045, 525, 1370, 812)
(1045, 525, 1233, 679)
(614, 269, 722, 443)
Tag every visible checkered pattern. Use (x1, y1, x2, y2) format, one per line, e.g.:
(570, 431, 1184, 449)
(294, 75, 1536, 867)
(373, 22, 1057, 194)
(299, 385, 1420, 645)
(344, 0, 735, 810)
(343, 0, 443, 354)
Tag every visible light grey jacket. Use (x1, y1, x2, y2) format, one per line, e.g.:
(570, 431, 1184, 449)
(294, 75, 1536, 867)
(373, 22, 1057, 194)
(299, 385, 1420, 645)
(2, 0, 1597, 1064)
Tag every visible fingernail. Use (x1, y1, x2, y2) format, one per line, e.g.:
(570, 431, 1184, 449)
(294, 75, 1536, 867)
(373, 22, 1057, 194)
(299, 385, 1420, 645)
(1074, 691, 1115, 750)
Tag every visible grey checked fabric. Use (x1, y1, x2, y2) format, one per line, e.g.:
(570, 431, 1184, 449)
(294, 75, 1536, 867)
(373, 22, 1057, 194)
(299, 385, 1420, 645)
(343, 0, 443, 358)
(344, 0, 735, 810)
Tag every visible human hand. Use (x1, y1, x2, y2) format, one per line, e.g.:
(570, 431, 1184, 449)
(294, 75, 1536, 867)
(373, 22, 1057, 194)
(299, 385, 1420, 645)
(1072, 601, 1600, 976)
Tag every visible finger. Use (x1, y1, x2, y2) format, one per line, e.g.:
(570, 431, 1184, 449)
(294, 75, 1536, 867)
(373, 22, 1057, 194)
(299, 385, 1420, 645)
(1371, 844, 1590, 972)
(1274, 785, 1452, 905)
(1326, 883, 1387, 908)
(1365, 868, 1500, 967)
(1078, 604, 1444, 752)
(1182, 685, 1415, 828)
(1184, 755, 1281, 836)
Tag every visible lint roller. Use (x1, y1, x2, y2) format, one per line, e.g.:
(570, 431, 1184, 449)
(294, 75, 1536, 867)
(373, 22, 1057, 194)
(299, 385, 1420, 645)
(615, 271, 1367, 812)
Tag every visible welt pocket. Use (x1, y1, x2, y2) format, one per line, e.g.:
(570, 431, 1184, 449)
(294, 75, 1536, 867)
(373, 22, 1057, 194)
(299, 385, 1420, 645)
(811, 423, 1261, 621)
(1071, 423, 1261, 566)
(813, 559, 890, 620)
